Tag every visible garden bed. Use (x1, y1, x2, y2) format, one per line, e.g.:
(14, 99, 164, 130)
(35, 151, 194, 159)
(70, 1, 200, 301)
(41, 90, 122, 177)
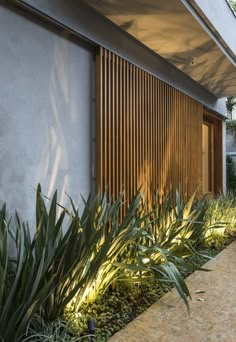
(1, 185, 236, 342)
(66, 243, 232, 341)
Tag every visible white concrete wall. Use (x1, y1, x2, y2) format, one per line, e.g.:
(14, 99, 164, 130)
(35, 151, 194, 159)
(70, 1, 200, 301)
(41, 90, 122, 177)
(0, 4, 93, 224)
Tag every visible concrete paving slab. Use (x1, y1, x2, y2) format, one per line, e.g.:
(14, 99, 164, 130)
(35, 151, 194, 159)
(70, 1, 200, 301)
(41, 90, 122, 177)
(108, 241, 236, 342)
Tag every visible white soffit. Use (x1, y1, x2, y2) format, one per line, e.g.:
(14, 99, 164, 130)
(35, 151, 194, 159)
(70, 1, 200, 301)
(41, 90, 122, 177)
(87, 0, 236, 98)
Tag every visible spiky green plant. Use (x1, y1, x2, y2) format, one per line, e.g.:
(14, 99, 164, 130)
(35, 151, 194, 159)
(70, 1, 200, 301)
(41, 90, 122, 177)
(0, 184, 212, 341)
(107, 189, 211, 311)
(0, 203, 56, 342)
(71, 189, 209, 312)
(72, 190, 152, 306)
(139, 189, 209, 256)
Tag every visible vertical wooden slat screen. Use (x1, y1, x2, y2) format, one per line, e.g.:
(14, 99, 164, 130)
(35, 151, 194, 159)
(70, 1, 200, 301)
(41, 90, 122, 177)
(96, 47, 203, 204)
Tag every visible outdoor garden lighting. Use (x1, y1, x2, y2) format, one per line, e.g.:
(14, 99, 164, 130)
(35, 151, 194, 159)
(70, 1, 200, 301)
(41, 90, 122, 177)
(87, 318, 96, 342)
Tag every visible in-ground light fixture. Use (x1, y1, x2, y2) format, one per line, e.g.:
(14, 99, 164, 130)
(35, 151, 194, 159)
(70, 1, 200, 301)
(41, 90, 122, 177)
(87, 318, 96, 342)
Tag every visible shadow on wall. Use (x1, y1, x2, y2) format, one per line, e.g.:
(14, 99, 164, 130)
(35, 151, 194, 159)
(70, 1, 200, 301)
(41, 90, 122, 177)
(0, 4, 93, 226)
(136, 90, 201, 205)
(89, 0, 236, 96)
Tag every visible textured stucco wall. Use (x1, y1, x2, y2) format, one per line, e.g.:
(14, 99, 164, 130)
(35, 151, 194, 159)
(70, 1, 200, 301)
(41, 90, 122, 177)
(0, 4, 93, 225)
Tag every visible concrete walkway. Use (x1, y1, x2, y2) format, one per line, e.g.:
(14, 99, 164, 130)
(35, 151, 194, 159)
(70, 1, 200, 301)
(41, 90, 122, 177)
(109, 241, 236, 342)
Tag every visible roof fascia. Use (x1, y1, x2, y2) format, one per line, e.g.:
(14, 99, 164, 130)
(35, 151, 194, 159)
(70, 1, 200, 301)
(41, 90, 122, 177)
(11, 0, 227, 117)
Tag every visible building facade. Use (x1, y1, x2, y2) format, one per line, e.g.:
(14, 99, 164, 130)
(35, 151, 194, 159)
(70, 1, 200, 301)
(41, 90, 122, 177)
(1, 0, 235, 220)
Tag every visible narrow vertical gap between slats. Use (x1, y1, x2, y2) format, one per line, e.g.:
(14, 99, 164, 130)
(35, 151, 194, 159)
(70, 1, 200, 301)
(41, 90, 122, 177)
(96, 47, 204, 212)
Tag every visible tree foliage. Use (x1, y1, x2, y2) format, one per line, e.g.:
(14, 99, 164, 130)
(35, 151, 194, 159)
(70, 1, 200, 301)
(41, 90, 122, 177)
(229, 0, 236, 11)
(226, 96, 236, 115)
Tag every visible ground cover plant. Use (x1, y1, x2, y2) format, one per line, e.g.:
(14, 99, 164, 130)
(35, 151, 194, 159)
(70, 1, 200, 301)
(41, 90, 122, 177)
(66, 248, 219, 342)
(0, 186, 235, 341)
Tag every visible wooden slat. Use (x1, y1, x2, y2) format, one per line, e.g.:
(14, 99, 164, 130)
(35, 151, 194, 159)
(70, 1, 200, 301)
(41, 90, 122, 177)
(96, 47, 205, 205)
